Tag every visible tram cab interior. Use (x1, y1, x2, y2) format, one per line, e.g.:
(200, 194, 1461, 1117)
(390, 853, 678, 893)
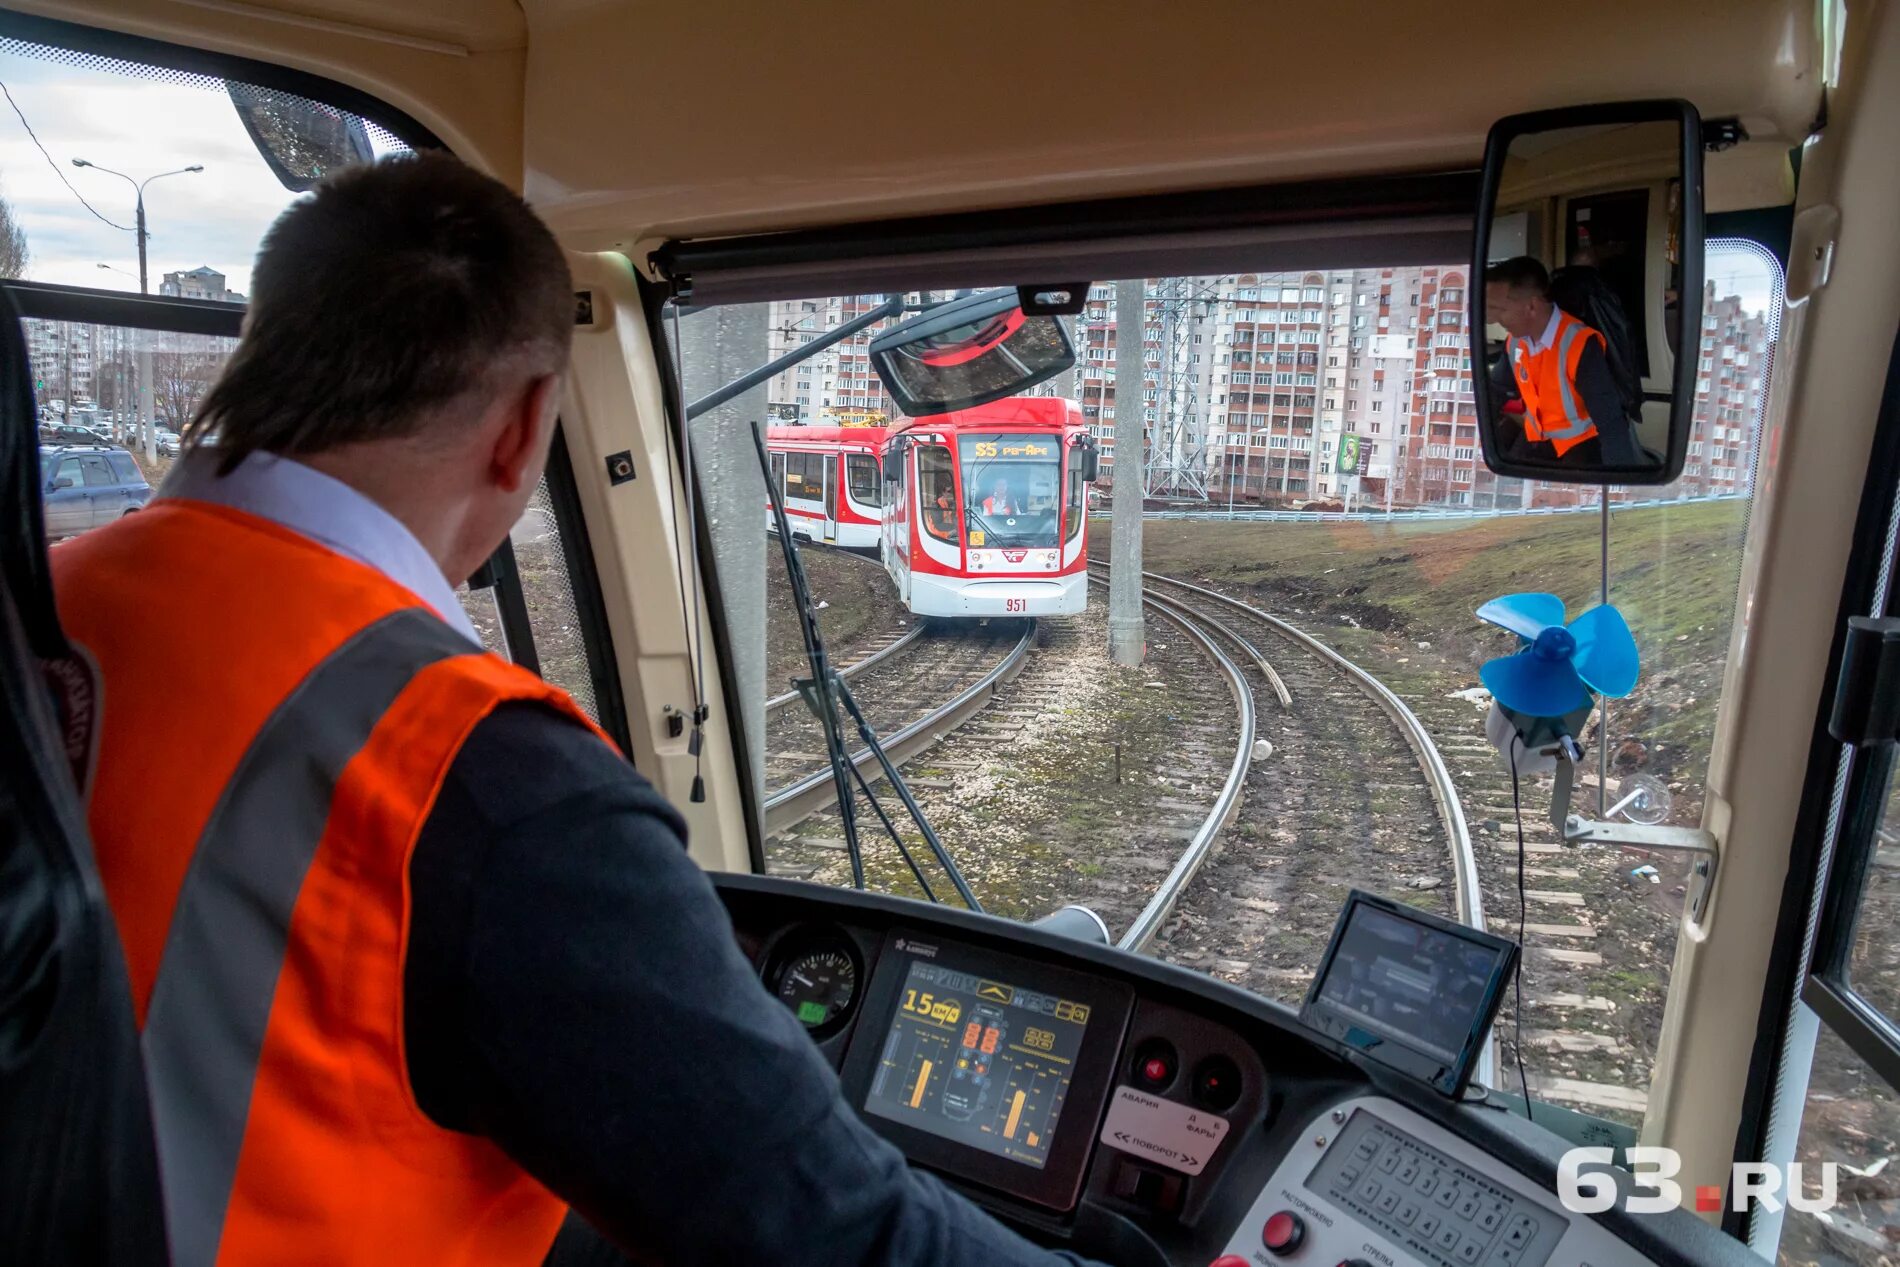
(4, 2, 1899, 1266)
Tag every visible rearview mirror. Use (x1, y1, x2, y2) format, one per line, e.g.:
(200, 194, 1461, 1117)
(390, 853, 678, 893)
(51, 477, 73, 490)
(1471, 102, 1703, 485)
(1075, 439, 1100, 483)
(869, 289, 1076, 417)
(226, 82, 376, 193)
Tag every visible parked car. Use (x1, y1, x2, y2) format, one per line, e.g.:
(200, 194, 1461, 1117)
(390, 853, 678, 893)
(39, 444, 153, 540)
(38, 421, 99, 445)
(154, 429, 183, 457)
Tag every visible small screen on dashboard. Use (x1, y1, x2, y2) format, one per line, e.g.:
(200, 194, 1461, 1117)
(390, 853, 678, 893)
(1303, 893, 1516, 1094)
(862, 959, 1090, 1169)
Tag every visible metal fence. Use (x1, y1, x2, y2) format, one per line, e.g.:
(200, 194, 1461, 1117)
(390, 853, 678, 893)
(1095, 491, 1748, 524)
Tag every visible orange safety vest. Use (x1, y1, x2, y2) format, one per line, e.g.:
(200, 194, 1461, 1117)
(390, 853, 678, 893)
(1508, 310, 1604, 457)
(52, 498, 606, 1267)
(982, 497, 1015, 515)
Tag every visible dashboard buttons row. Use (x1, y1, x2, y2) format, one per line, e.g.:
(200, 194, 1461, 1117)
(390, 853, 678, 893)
(1127, 1040, 1244, 1112)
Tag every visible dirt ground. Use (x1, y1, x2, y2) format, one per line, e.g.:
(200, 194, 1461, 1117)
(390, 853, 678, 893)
(764, 543, 908, 693)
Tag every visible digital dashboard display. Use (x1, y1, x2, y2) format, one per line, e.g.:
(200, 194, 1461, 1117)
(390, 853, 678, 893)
(862, 958, 1090, 1169)
(1303, 891, 1517, 1095)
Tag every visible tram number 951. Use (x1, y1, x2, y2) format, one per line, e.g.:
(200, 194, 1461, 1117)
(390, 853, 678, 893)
(1006, 598, 1028, 613)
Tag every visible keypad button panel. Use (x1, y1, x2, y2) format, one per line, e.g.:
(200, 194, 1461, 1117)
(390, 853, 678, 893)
(1307, 1113, 1570, 1267)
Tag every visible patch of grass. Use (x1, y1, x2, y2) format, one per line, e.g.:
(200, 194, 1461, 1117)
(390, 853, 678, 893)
(1097, 501, 1751, 789)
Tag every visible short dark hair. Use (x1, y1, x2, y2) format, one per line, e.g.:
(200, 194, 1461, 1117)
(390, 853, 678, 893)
(1484, 256, 1549, 296)
(188, 152, 572, 473)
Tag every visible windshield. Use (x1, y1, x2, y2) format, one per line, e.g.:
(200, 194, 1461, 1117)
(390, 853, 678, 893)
(672, 246, 1779, 1141)
(959, 433, 1061, 548)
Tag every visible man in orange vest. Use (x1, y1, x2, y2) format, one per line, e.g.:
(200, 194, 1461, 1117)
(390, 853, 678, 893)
(52, 154, 1100, 1267)
(1483, 256, 1643, 467)
(981, 476, 1018, 516)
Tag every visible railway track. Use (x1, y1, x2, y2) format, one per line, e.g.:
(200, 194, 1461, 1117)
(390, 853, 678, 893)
(1113, 565, 1645, 1120)
(764, 624, 926, 716)
(1403, 678, 1663, 1122)
(760, 554, 1493, 1087)
(762, 619, 1036, 835)
(1086, 562, 1491, 1082)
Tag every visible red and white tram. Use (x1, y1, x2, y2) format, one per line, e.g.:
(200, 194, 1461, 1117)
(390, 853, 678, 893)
(763, 425, 885, 549)
(879, 397, 1096, 618)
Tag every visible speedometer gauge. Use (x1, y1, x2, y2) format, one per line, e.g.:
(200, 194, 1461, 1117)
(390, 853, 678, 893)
(774, 947, 858, 1032)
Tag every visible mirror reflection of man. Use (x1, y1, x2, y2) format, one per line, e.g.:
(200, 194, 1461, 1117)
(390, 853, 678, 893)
(982, 477, 1018, 516)
(1484, 256, 1643, 467)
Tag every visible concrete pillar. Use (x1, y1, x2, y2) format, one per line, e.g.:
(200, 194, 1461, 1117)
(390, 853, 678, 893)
(1107, 277, 1146, 665)
(136, 348, 155, 464)
(680, 303, 771, 790)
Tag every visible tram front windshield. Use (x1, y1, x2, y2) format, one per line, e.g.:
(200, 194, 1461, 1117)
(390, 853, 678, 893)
(959, 434, 1062, 548)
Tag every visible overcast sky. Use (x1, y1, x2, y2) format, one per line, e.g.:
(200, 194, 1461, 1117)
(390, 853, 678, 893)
(0, 43, 1785, 323)
(0, 49, 326, 295)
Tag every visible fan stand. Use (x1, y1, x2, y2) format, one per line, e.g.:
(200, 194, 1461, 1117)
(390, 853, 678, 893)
(1544, 747, 1720, 922)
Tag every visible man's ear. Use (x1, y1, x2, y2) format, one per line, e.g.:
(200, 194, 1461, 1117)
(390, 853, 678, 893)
(489, 373, 562, 493)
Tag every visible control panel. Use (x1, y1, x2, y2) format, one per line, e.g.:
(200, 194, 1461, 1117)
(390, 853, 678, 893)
(1215, 1096, 1650, 1267)
(716, 874, 1748, 1267)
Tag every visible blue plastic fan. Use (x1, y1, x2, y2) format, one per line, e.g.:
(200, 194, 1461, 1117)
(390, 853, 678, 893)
(1476, 592, 1640, 718)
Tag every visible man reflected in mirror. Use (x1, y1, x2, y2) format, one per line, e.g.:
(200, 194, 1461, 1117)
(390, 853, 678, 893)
(1484, 256, 1645, 468)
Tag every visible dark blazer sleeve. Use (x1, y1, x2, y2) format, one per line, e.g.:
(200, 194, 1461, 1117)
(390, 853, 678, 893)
(1573, 339, 1645, 465)
(404, 702, 1100, 1267)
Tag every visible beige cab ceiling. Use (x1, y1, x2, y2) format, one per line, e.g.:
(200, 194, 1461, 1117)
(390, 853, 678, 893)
(14, 0, 1822, 246)
(519, 0, 1822, 248)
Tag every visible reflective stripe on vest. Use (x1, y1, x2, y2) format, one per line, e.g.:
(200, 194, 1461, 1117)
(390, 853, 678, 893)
(144, 606, 472, 1267)
(1547, 319, 1596, 442)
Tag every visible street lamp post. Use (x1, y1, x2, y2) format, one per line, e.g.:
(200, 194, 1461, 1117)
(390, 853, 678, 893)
(71, 160, 204, 294)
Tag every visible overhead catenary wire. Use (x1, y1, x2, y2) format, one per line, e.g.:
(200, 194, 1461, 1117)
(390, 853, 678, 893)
(0, 79, 136, 232)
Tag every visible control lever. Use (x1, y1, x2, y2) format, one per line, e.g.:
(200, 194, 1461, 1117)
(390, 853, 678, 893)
(1032, 905, 1112, 945)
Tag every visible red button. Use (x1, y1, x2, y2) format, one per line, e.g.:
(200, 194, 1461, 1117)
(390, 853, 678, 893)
(1143, 1057, 1170, 1083)
(1211, 1258, 1252, 1267)
(1263, 1210, 1305, 1255)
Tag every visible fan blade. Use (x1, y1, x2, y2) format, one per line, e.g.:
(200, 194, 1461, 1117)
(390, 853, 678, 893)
(1568, 604, 1640, 698)
(1481, 649, 1591, 718)
(1476, 592, 1568, 640)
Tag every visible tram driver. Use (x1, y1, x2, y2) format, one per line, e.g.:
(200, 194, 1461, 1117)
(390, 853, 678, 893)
(53, 152, 1107, 1267)
(982, 476, 1019, 516)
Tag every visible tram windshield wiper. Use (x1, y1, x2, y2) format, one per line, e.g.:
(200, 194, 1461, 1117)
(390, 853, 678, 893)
(750, 423, 985, 912)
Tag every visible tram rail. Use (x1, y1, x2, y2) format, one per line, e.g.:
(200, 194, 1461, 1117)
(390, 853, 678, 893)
(1137, 570, 1484, 937)
(1094, 563, 1490, 1084)
(761, 618, 1037, 835)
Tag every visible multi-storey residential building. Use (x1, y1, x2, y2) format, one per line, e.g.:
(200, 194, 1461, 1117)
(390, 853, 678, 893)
(1679, 284, 1767, 496)
(762, 270, 1771, 510)
(26, 319, 130, 413)
(159, 266, 245, 303)
(765, 293, 959, 427)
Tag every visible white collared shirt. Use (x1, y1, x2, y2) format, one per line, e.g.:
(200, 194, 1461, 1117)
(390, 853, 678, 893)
(1524, 305, 1563, 354)
(160, 450, 483, 646)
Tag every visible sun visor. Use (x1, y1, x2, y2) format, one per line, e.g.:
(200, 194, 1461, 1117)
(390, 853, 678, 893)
(657, 172, 1477, 307)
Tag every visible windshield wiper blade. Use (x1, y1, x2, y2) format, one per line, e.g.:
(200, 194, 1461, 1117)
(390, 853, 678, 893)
(751, 424, 984, 912)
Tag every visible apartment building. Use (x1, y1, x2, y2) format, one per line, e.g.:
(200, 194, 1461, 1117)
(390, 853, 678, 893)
(763, 269, 1769, 509)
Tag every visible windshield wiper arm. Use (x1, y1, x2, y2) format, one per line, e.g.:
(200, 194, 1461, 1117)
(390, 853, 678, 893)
(751, 423, 984, 911)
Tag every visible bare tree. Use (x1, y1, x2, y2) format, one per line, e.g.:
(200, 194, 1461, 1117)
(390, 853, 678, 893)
(152, 349, 223, 431)
(0, 183, 28, 279)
